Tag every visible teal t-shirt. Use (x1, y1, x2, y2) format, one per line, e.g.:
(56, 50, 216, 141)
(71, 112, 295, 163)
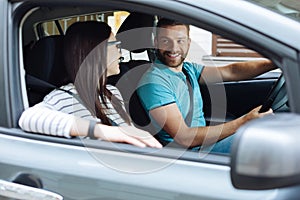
(137, 59, 206, 149)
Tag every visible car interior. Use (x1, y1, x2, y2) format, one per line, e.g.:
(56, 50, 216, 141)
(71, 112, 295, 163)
(20, 5, 288, 155)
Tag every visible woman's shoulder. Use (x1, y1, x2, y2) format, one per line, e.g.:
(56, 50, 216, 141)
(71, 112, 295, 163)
(43, 83, 75, 103)
(106, 84, 120, 93)
(59, 83, 77, 93)
(106, 84, 123, 100)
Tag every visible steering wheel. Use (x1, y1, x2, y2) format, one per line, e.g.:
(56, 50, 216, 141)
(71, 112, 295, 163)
(259, 74, 288, 113)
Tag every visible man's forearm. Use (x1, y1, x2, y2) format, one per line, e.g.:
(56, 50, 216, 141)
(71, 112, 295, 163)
(225, 60, 276, 81)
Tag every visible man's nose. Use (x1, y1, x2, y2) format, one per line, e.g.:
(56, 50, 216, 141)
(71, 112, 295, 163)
(168, 40, 179, 51)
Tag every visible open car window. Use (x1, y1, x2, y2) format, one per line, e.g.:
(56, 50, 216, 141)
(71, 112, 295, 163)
(20, 4, 289, 160)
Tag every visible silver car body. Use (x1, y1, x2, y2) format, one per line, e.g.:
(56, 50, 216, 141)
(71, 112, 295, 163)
(1, 0, 300, 199)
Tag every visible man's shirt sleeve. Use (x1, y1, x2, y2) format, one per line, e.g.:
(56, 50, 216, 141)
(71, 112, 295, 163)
(190, 62, 204, 80)
(137, 76, 175, 112)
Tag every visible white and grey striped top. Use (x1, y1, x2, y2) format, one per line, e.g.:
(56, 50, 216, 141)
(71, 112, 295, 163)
(19, 83, 128, 138)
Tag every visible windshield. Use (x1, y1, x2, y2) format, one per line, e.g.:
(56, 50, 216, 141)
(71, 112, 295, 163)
(247, 0, 300, 22)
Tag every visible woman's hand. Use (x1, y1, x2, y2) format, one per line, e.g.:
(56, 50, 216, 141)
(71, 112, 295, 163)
(95, 124, 162, 148)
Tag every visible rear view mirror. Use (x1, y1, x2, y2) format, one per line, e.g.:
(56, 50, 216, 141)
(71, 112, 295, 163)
(230, 113, 300, 190)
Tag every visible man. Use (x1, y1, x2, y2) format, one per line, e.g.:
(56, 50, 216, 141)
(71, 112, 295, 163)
(137, 18, 274, 153)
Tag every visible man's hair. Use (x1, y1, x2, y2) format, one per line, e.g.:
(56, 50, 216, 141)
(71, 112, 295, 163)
(156, 18, 190, 36)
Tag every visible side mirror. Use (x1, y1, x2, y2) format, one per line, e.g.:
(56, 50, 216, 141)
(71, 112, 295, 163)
(231, 113, 300, 190)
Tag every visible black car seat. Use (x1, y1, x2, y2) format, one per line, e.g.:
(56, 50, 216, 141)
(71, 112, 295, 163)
(24, 35, 70, 106)
(116, 12, 156, 62)
(108, 12, 157, 133)
(108, 12, 156, 85)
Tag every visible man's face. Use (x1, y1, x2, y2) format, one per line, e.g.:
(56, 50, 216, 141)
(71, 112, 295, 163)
(155, 25, 190, 69)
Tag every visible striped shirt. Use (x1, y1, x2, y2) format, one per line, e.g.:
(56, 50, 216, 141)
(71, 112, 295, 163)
(19, 83, 128, 138)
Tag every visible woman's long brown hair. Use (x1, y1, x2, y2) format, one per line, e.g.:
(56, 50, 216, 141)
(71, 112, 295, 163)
(64, 21, 131, 125)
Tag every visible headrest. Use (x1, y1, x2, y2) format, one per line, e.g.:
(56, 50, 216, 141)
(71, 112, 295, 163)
(24, 35, 69, 87)
(116, 12, 155, 53)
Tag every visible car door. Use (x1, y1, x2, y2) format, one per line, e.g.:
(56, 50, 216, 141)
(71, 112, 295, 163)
(1, 0, 300, 200)
(0, 1, 240, 199)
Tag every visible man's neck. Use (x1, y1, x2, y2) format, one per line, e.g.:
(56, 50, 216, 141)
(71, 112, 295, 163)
(155, 58, 184, 72)
(168, 64, 183, 73)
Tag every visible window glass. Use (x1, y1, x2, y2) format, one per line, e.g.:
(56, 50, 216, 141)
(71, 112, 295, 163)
(187, 26, 263, 66)
(22, 8, 288, 157)
(40, 11, 129, 37)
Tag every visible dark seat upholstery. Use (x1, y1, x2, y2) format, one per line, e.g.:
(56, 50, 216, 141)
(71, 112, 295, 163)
(24, 35, 70, 106)
(111, 60, 152, 127)
(108, 12, 157, 133)
(116, 12, 156, 61)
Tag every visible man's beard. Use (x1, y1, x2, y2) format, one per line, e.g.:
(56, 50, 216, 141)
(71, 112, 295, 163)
(156, 50, 186, 68)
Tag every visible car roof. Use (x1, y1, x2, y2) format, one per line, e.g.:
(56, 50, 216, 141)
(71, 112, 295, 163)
(170, 0, 300, 51)
(20, 0, 300, 52)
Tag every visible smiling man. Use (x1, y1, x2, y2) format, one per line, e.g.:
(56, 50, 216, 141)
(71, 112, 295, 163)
(137, 18, 275, 153)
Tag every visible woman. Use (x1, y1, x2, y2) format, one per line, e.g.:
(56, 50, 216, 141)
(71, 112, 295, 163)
(19, 21, 162, 148)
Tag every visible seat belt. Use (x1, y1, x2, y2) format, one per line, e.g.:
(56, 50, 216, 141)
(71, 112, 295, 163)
(26, 74, 85, 106)
(182, 68, 194, 127)
(26, 74, 119, 126)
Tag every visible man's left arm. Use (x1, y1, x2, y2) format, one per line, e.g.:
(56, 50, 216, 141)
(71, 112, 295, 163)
(200, 60, 277, 83)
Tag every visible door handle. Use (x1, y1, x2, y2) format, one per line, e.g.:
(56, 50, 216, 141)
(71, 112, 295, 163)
(0, 179, 63, 200)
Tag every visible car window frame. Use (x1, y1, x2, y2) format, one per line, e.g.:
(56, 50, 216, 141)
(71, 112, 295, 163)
(5, 0, 300, 164)
(0, 0, 12, 127)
